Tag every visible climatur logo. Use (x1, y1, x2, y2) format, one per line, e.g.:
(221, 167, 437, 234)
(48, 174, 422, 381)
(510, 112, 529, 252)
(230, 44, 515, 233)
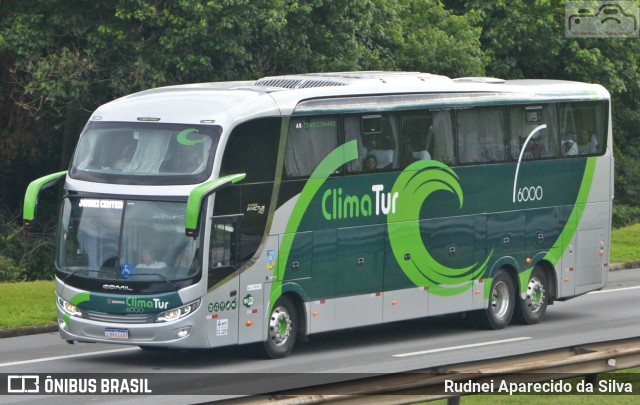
(322, 185, 398, 220)
(126, 297, 169, 310)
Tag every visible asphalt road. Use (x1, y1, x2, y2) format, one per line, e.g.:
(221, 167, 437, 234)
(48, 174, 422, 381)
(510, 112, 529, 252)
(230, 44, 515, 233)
(1, 269, 639, 404)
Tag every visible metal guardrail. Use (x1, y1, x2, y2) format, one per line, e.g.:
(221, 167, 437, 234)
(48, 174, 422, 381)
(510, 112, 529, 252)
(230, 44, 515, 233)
(217, 337, 640, 404)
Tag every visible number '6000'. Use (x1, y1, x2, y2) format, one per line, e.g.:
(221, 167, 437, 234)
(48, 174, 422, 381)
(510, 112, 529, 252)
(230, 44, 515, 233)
(517, 186, 543, 202)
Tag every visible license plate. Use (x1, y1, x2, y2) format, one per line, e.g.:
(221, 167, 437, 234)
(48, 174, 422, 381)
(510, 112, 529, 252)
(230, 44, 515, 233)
(105, 328, 129, 339)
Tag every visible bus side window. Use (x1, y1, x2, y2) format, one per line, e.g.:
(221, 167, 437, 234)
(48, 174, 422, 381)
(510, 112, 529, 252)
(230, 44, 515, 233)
(284, 116, 339, 178)
(457, 107, 507, 164)
(559, 102, 607, 157)
(430, 111, 455, 165)
(344, 115, 366, 173)
(401, 111, 434, 167)
(208, 215, 242, 288)
(220, 118, 280, 182)
(510, 105, 559, 160)
(345, 113, 400, 173)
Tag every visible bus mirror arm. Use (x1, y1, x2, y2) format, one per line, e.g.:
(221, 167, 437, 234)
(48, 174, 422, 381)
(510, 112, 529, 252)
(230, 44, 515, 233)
(184, 173, 246, 238)
(23, 171, 67, 230)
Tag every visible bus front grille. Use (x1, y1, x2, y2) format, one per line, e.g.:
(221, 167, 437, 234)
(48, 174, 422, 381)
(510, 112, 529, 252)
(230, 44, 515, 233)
(83, 310, 156, 324)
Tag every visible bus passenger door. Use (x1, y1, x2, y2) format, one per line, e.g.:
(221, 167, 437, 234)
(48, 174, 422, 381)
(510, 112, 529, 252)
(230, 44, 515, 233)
(205, 214, 242, 348)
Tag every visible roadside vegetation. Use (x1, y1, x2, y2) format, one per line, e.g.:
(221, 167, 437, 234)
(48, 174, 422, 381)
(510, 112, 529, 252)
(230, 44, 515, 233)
(610, 223, 640, 264)
(0, 280, 56, 329)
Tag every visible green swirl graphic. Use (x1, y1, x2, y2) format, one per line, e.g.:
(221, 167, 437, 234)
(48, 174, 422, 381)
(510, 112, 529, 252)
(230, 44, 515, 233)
(177, 128, 205, 145)
(387, 160, 491, 296)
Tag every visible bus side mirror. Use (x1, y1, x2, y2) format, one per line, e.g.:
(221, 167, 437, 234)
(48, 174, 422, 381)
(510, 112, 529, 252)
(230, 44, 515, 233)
(185, 173, 246, 238)
(23, 171, 67, 230)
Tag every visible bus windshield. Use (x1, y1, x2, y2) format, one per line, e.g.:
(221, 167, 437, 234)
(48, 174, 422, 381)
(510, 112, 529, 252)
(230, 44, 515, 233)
(69, 122, 221, 185)
(58, 198, 200, 284)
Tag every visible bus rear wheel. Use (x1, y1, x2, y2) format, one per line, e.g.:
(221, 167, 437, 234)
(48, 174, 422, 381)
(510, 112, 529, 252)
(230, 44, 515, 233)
(262, 296, 297, 359)
(515, 267, 548, 324)
(475, 269, 515, 330)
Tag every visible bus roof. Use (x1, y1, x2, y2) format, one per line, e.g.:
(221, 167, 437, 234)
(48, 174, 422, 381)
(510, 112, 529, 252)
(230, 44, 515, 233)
(91, 71, 610, 125)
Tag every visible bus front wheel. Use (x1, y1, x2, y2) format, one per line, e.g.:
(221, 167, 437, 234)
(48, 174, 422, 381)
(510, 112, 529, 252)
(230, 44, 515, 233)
(476, 269, 515, 330)
(262, 295, 297, 359)
(515, 267, 548, 324)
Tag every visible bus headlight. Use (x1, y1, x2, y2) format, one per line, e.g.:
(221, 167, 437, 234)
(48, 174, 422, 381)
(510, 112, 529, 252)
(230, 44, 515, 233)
(155, 299, 200, 322)
(57, 297, 82, 317)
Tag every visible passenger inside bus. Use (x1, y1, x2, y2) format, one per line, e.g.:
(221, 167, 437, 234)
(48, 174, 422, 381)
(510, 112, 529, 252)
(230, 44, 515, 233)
(363, 154, 377, 172)
(172, 242, 199, 271)
(401, 140, 431, 167)
(578, 128, 598, 154)
(522, 131, 548, 160)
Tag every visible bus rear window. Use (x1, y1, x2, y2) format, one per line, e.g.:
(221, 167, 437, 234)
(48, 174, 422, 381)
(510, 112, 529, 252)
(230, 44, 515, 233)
(69, 122, 221, 185)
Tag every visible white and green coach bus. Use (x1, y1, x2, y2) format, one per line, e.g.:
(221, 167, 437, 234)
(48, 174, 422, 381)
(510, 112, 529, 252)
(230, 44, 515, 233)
(24, 72, 612, 358)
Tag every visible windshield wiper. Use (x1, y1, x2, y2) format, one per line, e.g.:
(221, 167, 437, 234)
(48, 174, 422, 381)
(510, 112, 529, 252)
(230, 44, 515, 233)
(62, 268, 113, 282)
(130, 272, 179, 291)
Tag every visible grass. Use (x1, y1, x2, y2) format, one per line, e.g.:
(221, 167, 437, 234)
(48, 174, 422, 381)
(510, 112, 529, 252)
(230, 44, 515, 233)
(0, 280, 56, 329)
(610, 224, 640, 264)
(0, 225, 637, 330)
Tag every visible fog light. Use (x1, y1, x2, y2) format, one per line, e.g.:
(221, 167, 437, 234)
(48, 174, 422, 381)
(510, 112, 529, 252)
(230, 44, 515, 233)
(176, 327, 191, 338)
(58, 318, 67, 330)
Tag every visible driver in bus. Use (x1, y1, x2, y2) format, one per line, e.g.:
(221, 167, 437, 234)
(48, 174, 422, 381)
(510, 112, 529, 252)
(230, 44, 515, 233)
(136, 247, 167, 270)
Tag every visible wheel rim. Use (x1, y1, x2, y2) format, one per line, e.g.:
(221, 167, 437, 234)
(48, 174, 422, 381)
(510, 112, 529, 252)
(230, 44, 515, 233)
(525, 277, 545, 313)
(491, 280, 510, 319)
(269, 305, 291, 347)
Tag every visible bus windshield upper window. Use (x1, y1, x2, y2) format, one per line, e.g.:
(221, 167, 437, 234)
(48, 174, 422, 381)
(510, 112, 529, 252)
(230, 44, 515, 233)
(69, 122, 221, 185)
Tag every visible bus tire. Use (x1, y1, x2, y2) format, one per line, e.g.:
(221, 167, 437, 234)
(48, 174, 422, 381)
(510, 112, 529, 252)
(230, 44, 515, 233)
(476, 269, 515, 330)
(262, 295, 297, 359)
(515, 267, 548, 325)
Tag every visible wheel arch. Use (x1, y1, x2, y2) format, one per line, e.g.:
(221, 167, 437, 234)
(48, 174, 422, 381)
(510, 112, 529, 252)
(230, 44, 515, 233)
(531, 258, 558, 304)
(487, 256, 520, 298)
(279, 283, 308, 340)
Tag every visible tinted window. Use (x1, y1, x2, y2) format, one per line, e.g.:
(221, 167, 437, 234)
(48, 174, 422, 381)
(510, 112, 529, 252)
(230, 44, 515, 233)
(345, 113, 400, 173)
(220, 118, 281, 183)
(285, 116, 339, 178)
(401, 111, 455, 167)
(559, 102, 607, 157)
(510, 104, 559, 160)
(457, 107, 507, 164)
(70, 122, 220, 185)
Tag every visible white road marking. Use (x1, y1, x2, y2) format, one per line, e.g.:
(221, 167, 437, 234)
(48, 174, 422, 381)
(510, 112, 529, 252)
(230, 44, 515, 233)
(0, 347, 138, 368)
(589, 285, 640, 294)
(393, 337, 532, 358)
